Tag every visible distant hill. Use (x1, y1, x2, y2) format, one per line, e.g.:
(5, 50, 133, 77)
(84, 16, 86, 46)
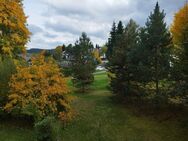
(27, 48, 54, 54)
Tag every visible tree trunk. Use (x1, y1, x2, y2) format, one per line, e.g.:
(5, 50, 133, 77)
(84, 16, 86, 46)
(127, 72, 130, 95)
(155, 45, 159, 95)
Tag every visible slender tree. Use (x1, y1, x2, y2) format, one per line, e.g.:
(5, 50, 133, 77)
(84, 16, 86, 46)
(106, 22, 117, 60)
(108, 19, 139, 96)
(140, 2, 172, 95)
(117, 21, 124, 35)
(71, 33, 96, 92)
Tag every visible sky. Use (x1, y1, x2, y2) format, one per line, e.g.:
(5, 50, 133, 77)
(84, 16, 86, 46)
(23, 0, 185, 49)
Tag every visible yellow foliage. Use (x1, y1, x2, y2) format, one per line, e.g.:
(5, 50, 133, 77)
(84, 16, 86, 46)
(168, 96, 185, 105)
(92, 48, 102, 64)
(58, 111, 74, 123)
(171, 3, 188, 45)
(0, 0, 30, 56)
(2, 46, 11, 54)
(4, 54, 72, 121)
(107, 71, 115, 79)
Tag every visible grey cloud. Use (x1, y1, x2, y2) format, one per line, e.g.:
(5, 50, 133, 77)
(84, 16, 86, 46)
(28, 24, 43, 35)
(45, 21, 81, 36)
(43, 32, 58, 38)
(24, 0, 185, 49)
(42, 0, 184, 29)
(44, 18, 109, 39)
(42, 0, 136, 22)
(28, 37, 63, 49)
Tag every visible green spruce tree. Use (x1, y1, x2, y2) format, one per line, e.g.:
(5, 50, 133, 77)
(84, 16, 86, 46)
(70, 33, 96, 92)
(140, 2, 172, 96)
(106, 22, 117, 60)
(108, 19, 139, 96)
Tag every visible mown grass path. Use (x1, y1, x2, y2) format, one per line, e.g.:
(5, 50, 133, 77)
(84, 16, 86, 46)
(60, 72, 188, 141)
(0, 72, 187, 141)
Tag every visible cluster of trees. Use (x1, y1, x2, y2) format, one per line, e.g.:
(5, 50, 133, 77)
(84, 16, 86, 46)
(50, 33, 100, 92)
(107, 2, 188, 105)
(0, 1, 74, 140)
(0, 1, 98, 139)
(1, 0, 187, 139)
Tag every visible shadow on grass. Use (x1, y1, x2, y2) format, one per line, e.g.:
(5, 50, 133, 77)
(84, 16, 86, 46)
(110, 95, 188, 128)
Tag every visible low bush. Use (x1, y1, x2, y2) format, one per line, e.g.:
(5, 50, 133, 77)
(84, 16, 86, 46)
(35, 117, 62, 141)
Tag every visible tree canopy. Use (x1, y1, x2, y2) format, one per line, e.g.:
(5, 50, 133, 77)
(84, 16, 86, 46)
(0, 0, 30, 56)
(70, 32, 96, 92)
(4, 54, 72, 121)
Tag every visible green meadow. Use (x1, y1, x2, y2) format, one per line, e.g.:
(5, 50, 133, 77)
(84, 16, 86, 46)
(1, 72, 187, 141)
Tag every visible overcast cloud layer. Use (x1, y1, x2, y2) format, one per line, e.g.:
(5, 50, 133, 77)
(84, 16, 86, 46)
(23, 0, 185, 49)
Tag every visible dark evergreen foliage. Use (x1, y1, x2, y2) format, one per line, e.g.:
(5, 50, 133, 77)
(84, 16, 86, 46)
(107, 19, 139, 96)
(70, 32, 96, 92)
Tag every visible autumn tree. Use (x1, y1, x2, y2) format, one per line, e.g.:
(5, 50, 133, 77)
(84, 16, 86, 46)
(170, 2, 188, 103)
(93, 48, 102, 65)
(0, 0, 30, 56)
(171, 3, 188, 45)
(4, 54, 72, 122)
(53, 45, 64, 62)
(70, 33, 96, 92)
(100, 45, 107, 57)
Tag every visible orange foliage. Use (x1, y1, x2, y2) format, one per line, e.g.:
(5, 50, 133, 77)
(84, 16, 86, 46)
(4, 54, 72, 121)
(171, 3, 188, 45)
(0, 0, 30, 56)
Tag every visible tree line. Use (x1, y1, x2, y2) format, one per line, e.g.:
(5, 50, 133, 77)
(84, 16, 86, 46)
(106, 2, 188, 106)
(0, 1, 188, 140)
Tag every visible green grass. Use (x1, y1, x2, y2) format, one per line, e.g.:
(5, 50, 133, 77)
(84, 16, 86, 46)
(0, 72, 187, 141)
(0, 119, 35, 141)
(59, 72, 188, 141)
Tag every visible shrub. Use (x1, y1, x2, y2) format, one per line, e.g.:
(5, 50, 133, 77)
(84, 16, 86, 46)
(4, 54, 72, 121)
(35, 117, 54, 141)
(35, 117, 63, 141)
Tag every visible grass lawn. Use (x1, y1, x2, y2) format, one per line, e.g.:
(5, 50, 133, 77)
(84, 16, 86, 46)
(0, 72, 188, 141)
(0, 118, 35, 141)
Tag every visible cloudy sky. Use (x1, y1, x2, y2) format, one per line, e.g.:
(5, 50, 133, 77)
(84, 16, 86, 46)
(23, 0, 185, 49)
